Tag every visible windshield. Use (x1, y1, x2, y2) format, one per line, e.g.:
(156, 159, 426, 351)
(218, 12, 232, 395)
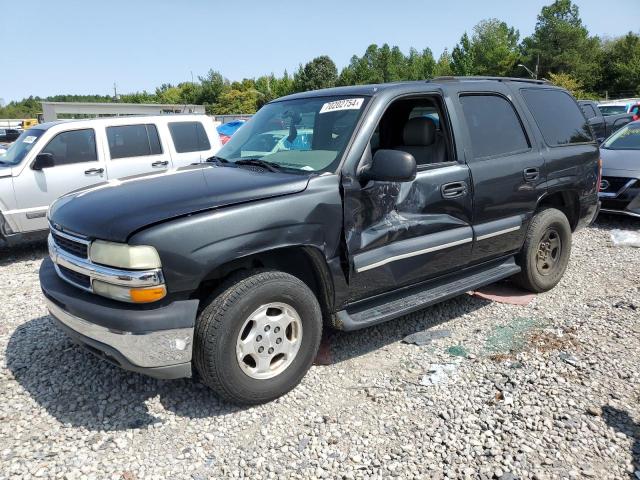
(598, 105, 627, 116)
(0, 128, 46, 165)
(216, 95, 369, 173)
(602, 124, 640, 150)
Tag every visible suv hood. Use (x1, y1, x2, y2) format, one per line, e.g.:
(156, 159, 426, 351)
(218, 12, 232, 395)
(50, 165, 310, 242)
(0, 164, 12, 178)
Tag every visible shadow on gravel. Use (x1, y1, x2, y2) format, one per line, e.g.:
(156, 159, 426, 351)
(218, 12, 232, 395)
(593, 213, 640, 231)
(0, 240, 47, 266)
(325, 293, 491, 364)
(602, 406, 640, 479)
(6, 315, 244, 432)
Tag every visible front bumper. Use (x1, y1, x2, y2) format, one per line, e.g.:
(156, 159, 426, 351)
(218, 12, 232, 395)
(599, 174, 640, 218)
(40, 258, 198, 379)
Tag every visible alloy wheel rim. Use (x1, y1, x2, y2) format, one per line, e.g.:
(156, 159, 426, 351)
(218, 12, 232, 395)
(536, 228, 562, 276)
(235, 302, 303, 380)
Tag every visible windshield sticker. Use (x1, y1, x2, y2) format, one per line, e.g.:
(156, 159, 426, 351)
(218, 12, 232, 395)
(23, 136, 37, 144)
(319, 98, 364, 114)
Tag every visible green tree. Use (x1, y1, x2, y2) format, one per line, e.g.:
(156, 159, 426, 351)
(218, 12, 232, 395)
(293, 55, 338, 92)
(521, 0, 602, 90)
(433, 49, 454, 77)
(404, 48, 436, 80)
(214, 89, 260, 115)
(601, 32, 640, 97)
(452, 33, 475, 76)
(470, 19, 520, 76)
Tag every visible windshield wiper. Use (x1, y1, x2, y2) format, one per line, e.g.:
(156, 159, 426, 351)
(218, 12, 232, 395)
(205, 155, 230, 166)
(234, 158, 282, 173)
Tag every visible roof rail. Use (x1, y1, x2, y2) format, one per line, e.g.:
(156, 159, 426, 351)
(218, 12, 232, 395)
(429, 76, 549, 85)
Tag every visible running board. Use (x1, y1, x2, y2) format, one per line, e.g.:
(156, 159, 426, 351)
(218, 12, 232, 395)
(335, 257, 520, 331)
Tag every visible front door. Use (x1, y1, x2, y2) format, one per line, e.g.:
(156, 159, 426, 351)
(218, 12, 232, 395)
(342, 94, 474, 303)
(12, 127, 107, 233)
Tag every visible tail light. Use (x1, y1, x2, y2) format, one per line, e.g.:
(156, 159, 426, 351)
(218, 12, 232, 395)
(597, 157, 603, 191)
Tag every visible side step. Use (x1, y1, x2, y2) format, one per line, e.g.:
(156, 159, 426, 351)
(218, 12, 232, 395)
(335, 257, 521, 331)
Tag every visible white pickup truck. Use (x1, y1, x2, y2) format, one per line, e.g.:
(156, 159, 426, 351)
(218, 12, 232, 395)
(0, 115, 221, 245)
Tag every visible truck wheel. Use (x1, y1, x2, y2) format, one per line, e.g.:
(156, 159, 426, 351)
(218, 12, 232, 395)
(194, 270, 322, 405)
(512, 208, 572, 293)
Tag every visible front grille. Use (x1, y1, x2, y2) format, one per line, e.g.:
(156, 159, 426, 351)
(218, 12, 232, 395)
(52, 232, 88, 258)
(601, 177, 636, 194)
(57, 264, 91, 289)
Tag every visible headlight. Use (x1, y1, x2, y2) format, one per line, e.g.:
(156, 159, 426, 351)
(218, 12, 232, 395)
(89, 240, 161, 269)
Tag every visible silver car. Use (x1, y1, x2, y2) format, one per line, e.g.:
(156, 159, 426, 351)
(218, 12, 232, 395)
(599, 120, 640, 219)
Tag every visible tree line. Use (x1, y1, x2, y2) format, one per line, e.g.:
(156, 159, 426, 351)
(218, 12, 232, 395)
(2, 0, 639, 119)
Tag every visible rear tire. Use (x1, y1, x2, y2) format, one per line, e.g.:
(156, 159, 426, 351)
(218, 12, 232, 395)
(194, 270, 322, 405)
(512, 208, 572, 293)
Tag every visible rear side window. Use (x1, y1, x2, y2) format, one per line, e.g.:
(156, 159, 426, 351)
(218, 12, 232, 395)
(107, 124, 162, 159)
(521, 89, 593, 145)
(580, 103, 597, 119)
(459, 94, 529, 159)
(168, 121, 211, 153)
(41, 129, 97, 166)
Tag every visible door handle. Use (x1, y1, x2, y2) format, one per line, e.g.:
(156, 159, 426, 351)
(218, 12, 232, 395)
(441, 181, 467, 199)
(152, 160, 169, 168)
(523, 167, 539, 182)
(84, 168, 104, 175)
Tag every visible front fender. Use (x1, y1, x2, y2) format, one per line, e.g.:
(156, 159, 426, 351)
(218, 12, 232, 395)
(130, 175, 344, 294)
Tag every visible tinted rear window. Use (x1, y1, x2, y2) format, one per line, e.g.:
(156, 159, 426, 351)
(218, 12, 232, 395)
(107, 124, 162, 159)
(460, 94, 529, 159)
(168, 121, 211, 153)
(522, 89, 593, 145)
(580, 103, 597, 119)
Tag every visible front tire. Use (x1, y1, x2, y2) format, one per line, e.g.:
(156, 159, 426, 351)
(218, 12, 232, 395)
(194, 270, 322, 405)
(512, 208, 572, 293)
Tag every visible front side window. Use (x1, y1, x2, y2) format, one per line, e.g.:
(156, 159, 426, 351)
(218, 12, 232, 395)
(107, 124, 162, 159)
(41, 129, 98, 166)
(217, 96, 370, 173)
(169, 121, 211, 153)
(521, 89, 593, 146)
(460, 94, 529, 159)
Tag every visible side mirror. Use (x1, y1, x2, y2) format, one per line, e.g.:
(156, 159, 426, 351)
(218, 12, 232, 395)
(32, 153, 54, 171)
(360, 149, 417, 183)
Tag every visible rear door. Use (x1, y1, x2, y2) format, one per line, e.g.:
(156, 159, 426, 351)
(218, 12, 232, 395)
(451, 84, 546, 263)
(342, 93, 474, 302)
(104, 123, 172, 178)
(167, 120, 214, 166)
(12, 127, 107, 232)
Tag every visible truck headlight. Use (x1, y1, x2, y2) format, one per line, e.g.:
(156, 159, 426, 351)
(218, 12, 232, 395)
(89, 240, 162, 270)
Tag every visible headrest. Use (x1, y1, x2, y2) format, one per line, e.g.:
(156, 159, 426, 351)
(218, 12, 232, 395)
(403, 117, 436, 146)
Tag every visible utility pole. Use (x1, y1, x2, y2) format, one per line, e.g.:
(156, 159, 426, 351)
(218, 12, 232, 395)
(113, 82, 119, 102)
(535, 54, 539, 80)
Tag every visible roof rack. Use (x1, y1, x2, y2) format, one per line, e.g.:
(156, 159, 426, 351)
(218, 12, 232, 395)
(429, 76, 549, 85)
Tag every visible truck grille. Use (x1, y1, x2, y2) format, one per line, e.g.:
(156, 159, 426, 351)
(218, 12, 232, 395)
(57, 264, 91, 289)
(51, 231, 89, 258)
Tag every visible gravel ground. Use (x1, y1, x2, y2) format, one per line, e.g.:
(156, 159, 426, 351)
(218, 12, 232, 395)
(1, 216, 639, 480)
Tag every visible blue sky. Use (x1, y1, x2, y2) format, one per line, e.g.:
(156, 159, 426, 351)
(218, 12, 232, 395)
(2, 0, 639, 103)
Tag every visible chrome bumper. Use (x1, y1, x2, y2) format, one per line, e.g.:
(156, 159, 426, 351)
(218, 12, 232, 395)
(45, 296, 194, 369)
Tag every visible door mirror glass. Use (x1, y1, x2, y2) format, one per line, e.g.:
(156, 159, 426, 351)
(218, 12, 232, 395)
(361, 149, 417, 183)
(32, 152, 55, 170)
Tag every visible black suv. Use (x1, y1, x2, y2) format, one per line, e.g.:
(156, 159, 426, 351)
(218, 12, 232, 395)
(40, 77, 600, 404)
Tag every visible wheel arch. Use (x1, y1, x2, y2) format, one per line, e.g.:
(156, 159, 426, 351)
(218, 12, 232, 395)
(536, 190, 580, 231)
(193, 245, 336, 324)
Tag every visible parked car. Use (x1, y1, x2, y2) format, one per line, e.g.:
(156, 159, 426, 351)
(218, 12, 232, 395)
(597, 101, 634, 116)
(0, 128, 21, 143)
(40, 78, 600, 404)
(578, 100, 633, 143)
(0, 115, 221, 245)
(217, 120, 246, 145)
(599, 120, 640, 219)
